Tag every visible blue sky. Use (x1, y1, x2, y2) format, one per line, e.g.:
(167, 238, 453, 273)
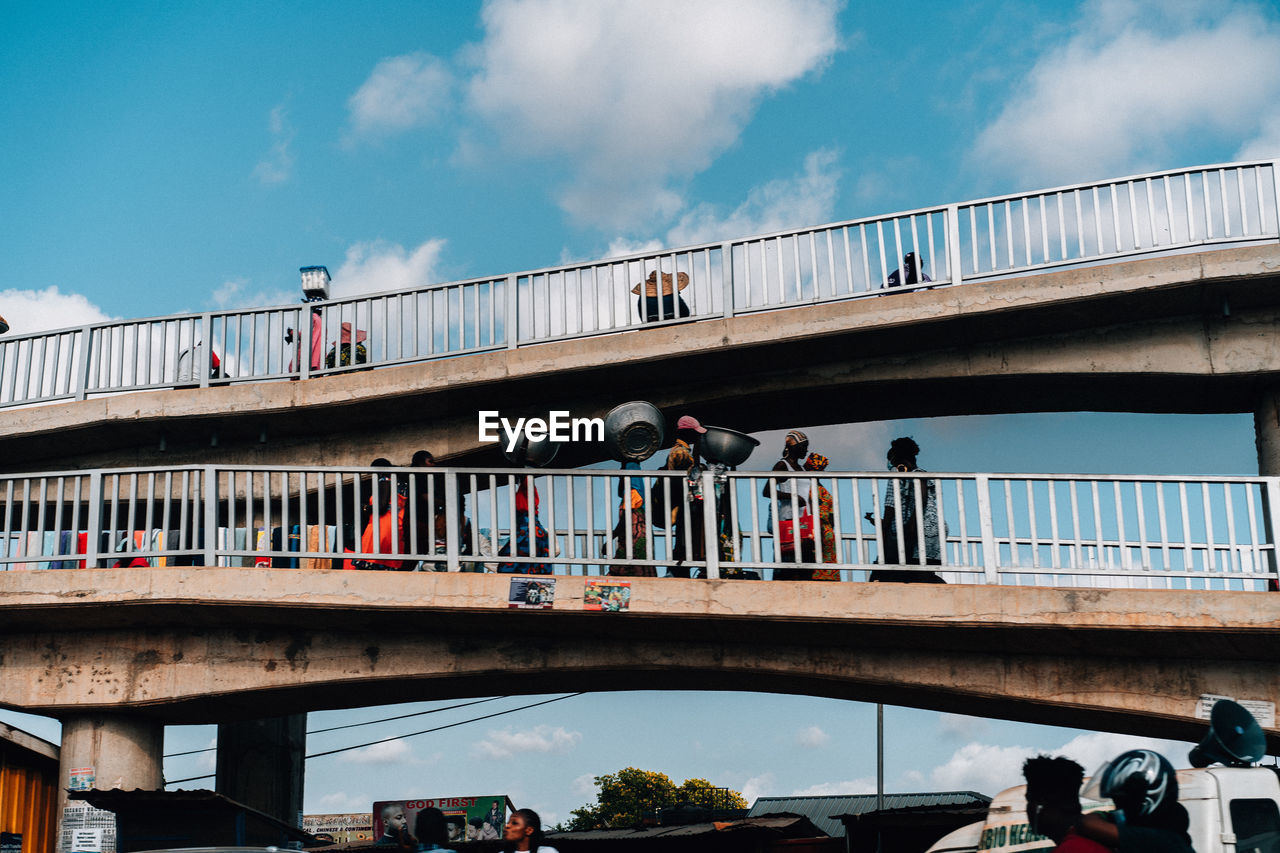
(3, 0, 1280, 832)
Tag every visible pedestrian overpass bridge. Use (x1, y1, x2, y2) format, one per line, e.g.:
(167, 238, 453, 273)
(2, 160, 1279, 473)
(1, 160, 1279, 831)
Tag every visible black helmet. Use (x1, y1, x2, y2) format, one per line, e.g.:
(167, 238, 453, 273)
(1093, 749, 1177, 818)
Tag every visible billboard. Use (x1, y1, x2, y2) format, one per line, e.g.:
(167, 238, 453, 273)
(372, 796, 511, 845)
(301, 814, 374, 844)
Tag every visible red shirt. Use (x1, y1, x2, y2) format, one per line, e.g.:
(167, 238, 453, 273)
(1056, 828, 1112, 853)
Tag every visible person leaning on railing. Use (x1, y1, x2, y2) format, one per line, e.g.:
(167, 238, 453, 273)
(344, 458, 414, 570)
(762, 429, 816, 580)
(865, 436, 944, 583)
(657, 415, 709, 578)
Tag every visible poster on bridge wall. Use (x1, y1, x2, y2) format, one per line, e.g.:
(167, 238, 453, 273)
(58, 802, 116, 853)
(372, 795, 511, 845)
(301, 813, 373, 844)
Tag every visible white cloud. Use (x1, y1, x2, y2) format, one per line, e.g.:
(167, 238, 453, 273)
(196, 737, 217, 773)
(938, 714, 990, 741)
(0, 286, 114, 334)
(332, 238, 448, 298)
(338, 738, 414, 765)
(739, 772, 777, 804)
(315, 791, 372, 813)
(1237, 113, 1280, 160)
(790, 777, 876, 797)
(472, 724, 581, 760)
(466, 0, 841, 228)
(254, 104, 295, 185)
(570, 772, 597, 797)
(209, 278, 296, 310)
(665, 149, 842, 246)
(971, 0, 1280, 186)
(927, 732, 1190, 795)
(794, 724, 831, 749)
(601, 148, 841, 260)
(347, 52, 453, 138)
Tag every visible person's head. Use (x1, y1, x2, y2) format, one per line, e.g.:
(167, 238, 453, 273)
(803, 452, 829, 472)
(504, 808, 544, 850)
(675, 415, 707, 442)
(904, 252, 918, 273)
(414, 807, 448, 846)
(381, 804, 407, 833)
(783, 429, 809, 460)
(1093, 749, 1178, 824)
(887, 436, 920, 471)
(411, 450, 435, 467)
(1023, 755, 1085, 842)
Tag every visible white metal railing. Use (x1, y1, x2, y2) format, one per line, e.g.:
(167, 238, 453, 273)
(2, 160, 1276, 410)
(1, 465, 1275, 590)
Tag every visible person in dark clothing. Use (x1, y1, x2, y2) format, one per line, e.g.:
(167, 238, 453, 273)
(1076, 749, 1194, 853)
(886, 251, 932, 287)
(1023, 755, 1110, 853)
(866, 437, 945, 583)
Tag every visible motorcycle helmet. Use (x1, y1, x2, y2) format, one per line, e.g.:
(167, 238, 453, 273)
(1086, 749, 1177, 819)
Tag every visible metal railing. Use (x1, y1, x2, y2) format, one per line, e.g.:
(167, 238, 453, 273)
(1, 465, 1275, 590)
(2, 160, 1277, 410)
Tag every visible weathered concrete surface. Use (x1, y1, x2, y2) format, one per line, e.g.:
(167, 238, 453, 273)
(1, 244, 1278, 473)
(1, 568, 1276, 750)
(57, 714, 163, 844)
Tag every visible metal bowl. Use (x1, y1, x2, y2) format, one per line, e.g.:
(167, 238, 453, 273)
(603, 401, 665, 462)
(501, 430, 561, 468)
(699, 426, 760, 467)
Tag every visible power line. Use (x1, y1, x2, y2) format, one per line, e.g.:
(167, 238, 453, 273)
(162, 696, 510, 758)
(163, 693, 583, 786)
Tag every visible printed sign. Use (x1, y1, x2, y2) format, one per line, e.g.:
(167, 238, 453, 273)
(68, 767, 95, 791)
(584, 579, 631, 611)
(59, 802, 116, 853)
(373, 796, 511, 845)
(302, 813, 374, 844)
(507, 577, 555, 609)
(1196, 694, 1277, 727)
(69, 830, 102, 853)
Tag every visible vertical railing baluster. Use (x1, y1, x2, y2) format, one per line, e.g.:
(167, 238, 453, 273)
(975, 474, 999, 583)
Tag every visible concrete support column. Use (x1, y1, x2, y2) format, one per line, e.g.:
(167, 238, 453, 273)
(56, 715, 164, 853)
(1256, 386, 1280, 476)
(215, 715, 306, 828)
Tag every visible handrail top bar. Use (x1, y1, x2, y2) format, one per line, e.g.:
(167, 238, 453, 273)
(0, 463, 1274, 485)
(11, 158, 1274, 344)
(956, 157, 1278, 210)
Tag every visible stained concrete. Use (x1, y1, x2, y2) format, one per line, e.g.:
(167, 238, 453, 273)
(1, 568, 1276, 750)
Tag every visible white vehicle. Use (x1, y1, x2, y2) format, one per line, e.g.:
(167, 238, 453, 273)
(926, 767, 1280, 853)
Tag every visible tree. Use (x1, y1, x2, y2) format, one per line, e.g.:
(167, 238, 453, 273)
(563, 767, 748, 831)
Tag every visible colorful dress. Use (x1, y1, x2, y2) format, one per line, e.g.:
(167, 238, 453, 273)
(498, 482, 552, 574)
(811, 482, 841, 580)
(609, 484, 655, 576)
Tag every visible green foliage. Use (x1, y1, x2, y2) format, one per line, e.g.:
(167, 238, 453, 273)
(564, 767, 748, 831)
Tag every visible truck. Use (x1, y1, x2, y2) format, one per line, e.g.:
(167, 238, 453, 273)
(926, 766, 1280, 853)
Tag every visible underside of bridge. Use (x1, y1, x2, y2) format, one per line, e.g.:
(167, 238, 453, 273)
(2, 569, 1276, 750)
(2, 244, 1279, 473)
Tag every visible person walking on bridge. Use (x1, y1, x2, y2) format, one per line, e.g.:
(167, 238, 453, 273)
(867, 436, 944, 583)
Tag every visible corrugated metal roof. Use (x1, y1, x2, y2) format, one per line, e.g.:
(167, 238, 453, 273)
(548, 815, 822, 842)
(747, 791, 990, 838)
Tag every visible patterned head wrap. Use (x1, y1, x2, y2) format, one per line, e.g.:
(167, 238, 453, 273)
(803, 453, 829, 471)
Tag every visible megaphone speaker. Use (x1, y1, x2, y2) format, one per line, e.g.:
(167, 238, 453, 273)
(1189, 699, 1266, 768)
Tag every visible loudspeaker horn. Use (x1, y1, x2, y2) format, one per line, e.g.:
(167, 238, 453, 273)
(1189, 699, 1266, 768)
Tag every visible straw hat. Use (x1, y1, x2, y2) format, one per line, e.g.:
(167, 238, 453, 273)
(631, 270, 690, 297)
(339, 322, 368, 344)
